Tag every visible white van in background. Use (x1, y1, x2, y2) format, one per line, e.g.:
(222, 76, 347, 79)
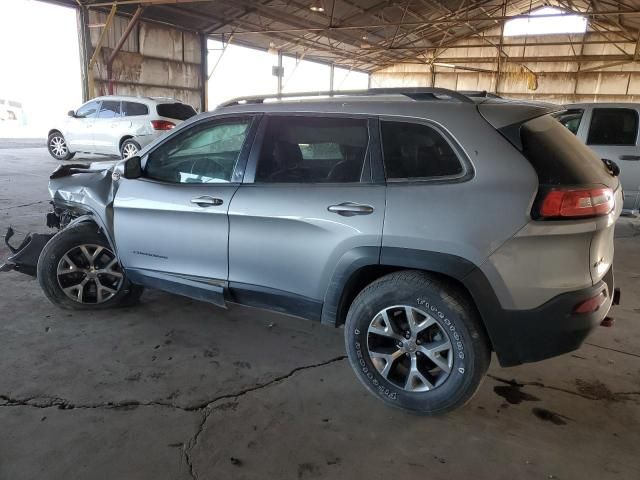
(556, 103, 640, 215)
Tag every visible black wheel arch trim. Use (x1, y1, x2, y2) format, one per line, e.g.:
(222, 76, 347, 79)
(325, 245, 613, 368)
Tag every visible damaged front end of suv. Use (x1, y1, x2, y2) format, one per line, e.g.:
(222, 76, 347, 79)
(1, 160, 129, 277)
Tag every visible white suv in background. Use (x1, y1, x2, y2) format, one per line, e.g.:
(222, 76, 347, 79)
(47, 96, 197, 161)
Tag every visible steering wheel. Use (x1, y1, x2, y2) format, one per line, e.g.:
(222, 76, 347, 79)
(267, 166, 311, 182)
(190, 156, 227, 178)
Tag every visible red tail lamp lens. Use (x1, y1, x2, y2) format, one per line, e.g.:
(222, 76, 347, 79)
(574, 291, 607, 314)
(151, 120, 176, 130)
(538, 187, 614, 219)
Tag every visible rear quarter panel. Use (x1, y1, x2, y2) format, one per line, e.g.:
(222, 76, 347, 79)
(381, 108, 539, 280)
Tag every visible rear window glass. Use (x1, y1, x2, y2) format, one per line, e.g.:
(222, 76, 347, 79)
(587, 108, 638, 146)
(521, 114, 616, 188)
(156, 103, 197, 121)
(122, 101, 148, 117)
(553, 108, 584, 135)
(381, 121, 463, 180)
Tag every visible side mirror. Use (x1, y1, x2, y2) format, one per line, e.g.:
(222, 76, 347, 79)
(123, 155, 142, 179)
(68, 110, 76, 118)
(113, 156, 142, 181)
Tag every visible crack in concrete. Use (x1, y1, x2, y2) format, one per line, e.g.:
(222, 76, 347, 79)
(487, 374, 640, 402)
(0, 200, 48, 211)
(1, 355, 347, 480)
(584, 341, 640, 359)
(182, 355, 347, 480)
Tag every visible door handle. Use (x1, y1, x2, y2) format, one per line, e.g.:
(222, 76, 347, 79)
(328, 202, 374, 216)
(619, 154, 640, 161)
(191, 196, 223, 207)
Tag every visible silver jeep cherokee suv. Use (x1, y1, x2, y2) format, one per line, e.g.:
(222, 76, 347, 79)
(2, 88, 621, 415)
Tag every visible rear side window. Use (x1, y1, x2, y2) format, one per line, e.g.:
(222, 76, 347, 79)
(156, 103, 197, 121)
(381, 121, 463, 180)
(122, 101, 148, 117)
(553, 108, 584, 135)
(521, 114, 616, 188)
(98, 101, 121, 118)
(587, 108, 638, 146)
(255, 116, 368, 183)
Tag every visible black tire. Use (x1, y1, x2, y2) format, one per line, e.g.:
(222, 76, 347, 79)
(344, 270, 490, 415)
(37, 223, 143, 310)
(120, 139, 141, 159)
(47, 132, 75, 161)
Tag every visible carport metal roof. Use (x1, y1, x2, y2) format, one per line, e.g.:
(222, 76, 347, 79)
(47, 0, 640, 72)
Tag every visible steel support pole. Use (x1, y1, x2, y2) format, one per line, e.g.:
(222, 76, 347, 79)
(277, 50, 283, 97)
(77, 6, 92, 102)
(329, 63, 335, 92)
(200, 33, 208, 112)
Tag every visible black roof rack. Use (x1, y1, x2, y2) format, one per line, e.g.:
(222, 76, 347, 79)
(458, 90, 502, 99)
(219, 87, 475, 107)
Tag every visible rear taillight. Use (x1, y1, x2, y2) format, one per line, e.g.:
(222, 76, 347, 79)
(536, 187, 614, 219)
(151, 120, 175, 131)
(573, 291, 607, 314)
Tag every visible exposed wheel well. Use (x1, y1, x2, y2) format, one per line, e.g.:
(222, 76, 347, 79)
(48, 129, 62, 137)
(334, 265, 493, 350)
(119, 135, 134, 150)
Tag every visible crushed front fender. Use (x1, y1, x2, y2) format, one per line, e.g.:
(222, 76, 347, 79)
(0, 227, 54, 277)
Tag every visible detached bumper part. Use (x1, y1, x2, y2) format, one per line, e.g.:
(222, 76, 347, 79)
(0, 227, 54, 276)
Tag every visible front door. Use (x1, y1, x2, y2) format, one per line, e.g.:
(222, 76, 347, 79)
(227, 114, 385, 319)
(113, 114, 259, 304)
(66, 100, 100, 152)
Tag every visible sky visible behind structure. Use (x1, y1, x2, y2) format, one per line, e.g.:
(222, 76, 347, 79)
(0, 0, 82, 137)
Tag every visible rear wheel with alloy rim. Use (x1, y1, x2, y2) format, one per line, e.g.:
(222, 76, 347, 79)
(120, 139, 141, 159)
(345, 270, 490, 414)
(37, 223, 143, 310)
(47, 132, 75, 160)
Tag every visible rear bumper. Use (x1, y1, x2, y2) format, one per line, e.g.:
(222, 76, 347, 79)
(464, 267, 615, 367)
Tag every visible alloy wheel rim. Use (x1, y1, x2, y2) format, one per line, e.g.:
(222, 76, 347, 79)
(366, 305, 453, 392)
(50, 136, 67, 157)
(56, 244, 124, 304)
(122, 143, 138, 158)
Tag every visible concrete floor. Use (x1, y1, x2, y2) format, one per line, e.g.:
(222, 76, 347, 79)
(1, 142, 639, 480)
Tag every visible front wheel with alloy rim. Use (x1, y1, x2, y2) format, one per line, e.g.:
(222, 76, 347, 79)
(37, 223, 143, 310)
(344, 270, 491, 415)
(47, 132, 75, 160)
(120, 139, 141, 159)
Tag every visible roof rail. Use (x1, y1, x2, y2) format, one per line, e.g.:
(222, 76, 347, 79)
(219, 87, 475, 107)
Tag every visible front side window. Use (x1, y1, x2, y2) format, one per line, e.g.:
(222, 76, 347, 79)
(587, 108, 638, 146)
(145, 118, 252, 184)
(122, 101, 149, 117)
(98, 101, 121, 119)
(553, 109, 584, 135)
(255, 116, 368, 183)
(75, 101, 100, 119)
(381, 121, 463, 180)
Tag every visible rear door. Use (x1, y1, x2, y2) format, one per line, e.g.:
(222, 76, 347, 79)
(227, 114, 385, 320)
(583, 106, 640, 212)
(113, 114, 259, 304)
(93, 100, 123, 155)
